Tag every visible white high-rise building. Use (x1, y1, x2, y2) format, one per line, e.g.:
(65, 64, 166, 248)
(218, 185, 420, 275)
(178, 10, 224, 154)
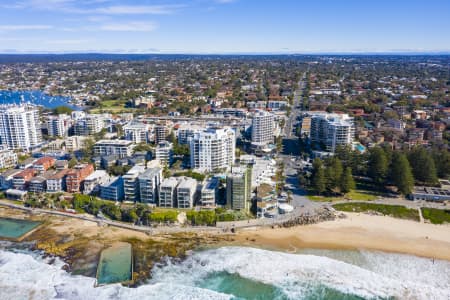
(310, 113, 354, 152)
(189, 127, 235, 172)
(155, 141, 173, 166)
(73, 114, 104, 136)
(46, 114, 71, 137)
(0, 105, 43, 151)
(123, 122, 150, 144)
(251, 110, 274, 146)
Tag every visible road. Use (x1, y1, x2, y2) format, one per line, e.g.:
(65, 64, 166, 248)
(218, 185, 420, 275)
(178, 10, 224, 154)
(0, 200, 222, 235)
(278, 72, 322, 215)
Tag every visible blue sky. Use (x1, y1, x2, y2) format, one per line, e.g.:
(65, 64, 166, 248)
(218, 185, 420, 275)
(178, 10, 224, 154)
(0, 0, 449, 53)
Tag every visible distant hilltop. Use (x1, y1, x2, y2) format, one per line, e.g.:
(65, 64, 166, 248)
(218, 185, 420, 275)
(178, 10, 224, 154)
(0, 53, 450, 63)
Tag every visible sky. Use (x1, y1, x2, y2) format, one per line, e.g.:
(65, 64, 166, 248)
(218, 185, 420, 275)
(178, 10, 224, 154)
(0, 0, 449, 54)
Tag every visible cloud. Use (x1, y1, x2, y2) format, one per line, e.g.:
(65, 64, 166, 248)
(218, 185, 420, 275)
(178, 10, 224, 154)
(96, 5, 184, 15)
(2, 1, 184, 15)
(215, 0, 237, 3)
(0, 25, 53, 30)
(45, 39, 90, 45)
(99, 22, 158, 32)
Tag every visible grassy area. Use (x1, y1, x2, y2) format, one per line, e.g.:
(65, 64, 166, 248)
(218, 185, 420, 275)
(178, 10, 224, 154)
(307, 189, 378, 202)
(332, 202, 420, 221)
(421, 208, 450, 224)
(89, 99, 135, 113)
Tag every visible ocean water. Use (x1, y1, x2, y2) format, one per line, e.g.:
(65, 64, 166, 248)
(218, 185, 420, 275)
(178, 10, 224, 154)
(0, 246, 449, 300)
(0, 90, 78, 109)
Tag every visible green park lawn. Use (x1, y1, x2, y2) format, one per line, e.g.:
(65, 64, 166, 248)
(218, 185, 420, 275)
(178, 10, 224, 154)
(307, 189, 378, 202)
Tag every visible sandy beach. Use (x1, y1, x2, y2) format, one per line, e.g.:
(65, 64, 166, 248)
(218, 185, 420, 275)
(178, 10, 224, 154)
(234, 212, 450, 261)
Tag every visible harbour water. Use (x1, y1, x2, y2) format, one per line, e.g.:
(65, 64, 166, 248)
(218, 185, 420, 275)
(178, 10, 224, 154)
(0, 245, 449, 299)
(0, 90, 78, 109)
(0, 217, 41, 239)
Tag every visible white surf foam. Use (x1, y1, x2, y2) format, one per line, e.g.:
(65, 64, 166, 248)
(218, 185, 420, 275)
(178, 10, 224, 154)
(0, 250, 232, 300)
(150, 246, 450, 300)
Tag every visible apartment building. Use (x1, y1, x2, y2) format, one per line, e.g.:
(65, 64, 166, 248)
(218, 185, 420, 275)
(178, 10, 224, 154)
(0, 105, 42, 151)
(65, 164, 94, 193)
(123, 165, 146, 202)
(13, 168, 36, 190)
(189, 127, 236, 172)
(83, 170, 110, 195)
(200, 177, 220, 208)
(251, 110, 274, 147)
(94, 140, 134, 158)
(158, 177, 179, 208)
(154, 124, 169, 144)
(176, 124, 203, 144)
(46, 114, 71, 137)
(32, 156, 56, 173)
(0, 148, 18, 169)
(226, 166, 252, 212)
(176, 177, 197, 209)
(100, 177, 124, 201)
(65, 136, 89, 151)
(0, 169, 22, 190)
(310, 113, 354, 152)
(155, 141, 173, 166)
(123, 122, 150, 144)
(138, 167, 162, 205)
(73, 114, 104, 136)
(46, 169, 70, 192)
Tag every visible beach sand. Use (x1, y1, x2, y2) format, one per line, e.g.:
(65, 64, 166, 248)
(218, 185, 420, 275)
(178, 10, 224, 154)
(234, 212, 450, 261)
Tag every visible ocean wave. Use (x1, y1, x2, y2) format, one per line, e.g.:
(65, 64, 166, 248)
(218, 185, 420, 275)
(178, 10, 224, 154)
(150, 246, 450, 300)
(0, 250, 232, 300)
(1, 247, 449, 300)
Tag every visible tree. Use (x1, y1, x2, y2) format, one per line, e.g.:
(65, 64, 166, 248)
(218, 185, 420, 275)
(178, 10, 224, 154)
(311, 158, 325, 194)
(431, 148, 450, 179)
(408, 147, 438, 185)
(68, 157, 78, 168)
(390, 152, 414, 195)
(53, 106, 73, 115)
(368, 147, 389, 186)
(325, 157, 343, 194)
(340, 167, 356, 194)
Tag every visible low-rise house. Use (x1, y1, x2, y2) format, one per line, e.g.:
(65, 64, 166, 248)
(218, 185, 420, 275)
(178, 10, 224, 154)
(410, 186, 450, 202)
(5, 189, 27, 200)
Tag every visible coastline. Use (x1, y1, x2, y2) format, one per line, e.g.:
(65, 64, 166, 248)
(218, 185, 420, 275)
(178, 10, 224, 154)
(233, 212, 450, 261)
(2, 205, 450, 280)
